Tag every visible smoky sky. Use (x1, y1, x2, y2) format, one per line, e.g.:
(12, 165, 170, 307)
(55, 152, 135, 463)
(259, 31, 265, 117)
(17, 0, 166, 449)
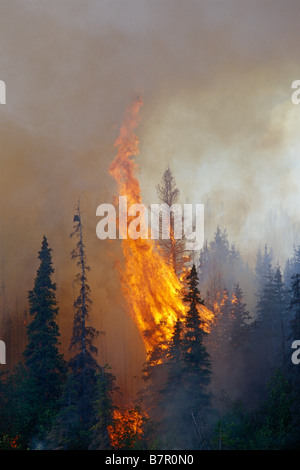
(1, 0, 300, 396)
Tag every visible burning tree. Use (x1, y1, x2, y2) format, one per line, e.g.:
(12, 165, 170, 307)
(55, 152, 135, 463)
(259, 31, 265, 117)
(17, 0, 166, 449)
(107, 407, 149, 449)
(156, 166, 187, 278)
(141, 265, 212, 449)
(109, 98, 213, 355)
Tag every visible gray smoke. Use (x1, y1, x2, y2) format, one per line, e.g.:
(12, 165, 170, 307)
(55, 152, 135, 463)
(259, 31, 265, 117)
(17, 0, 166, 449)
(1, 0, 300, 399)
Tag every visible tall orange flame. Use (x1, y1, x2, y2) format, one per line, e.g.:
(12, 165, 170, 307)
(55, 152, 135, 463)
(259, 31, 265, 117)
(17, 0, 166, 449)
(109, 98, 213, 354)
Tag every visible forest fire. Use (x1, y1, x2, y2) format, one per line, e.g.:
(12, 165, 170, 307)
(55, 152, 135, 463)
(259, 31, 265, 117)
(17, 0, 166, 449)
(107, 408, 147, 449)
(109, 98, 213, 354)
(213, 290, 228, 316)
(213, 290, 241, 316)
(1, 2, 300, 451)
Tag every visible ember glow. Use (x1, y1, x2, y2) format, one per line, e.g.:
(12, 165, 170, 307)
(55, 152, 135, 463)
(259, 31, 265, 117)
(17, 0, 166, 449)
(109, 99, 213, 354)
(108, 408, 147, 449)
(213, 290, 229, 317)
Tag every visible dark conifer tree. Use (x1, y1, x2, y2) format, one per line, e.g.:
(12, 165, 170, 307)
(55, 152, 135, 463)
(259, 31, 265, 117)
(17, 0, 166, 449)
(255, 244, 273, 299)
(183, 265, 211, 383)
(248, 261, 288, 407)
(166, 318, 183, 390)
(289, 273, 300, 340)
(140, 340, 168, 425)
(141, 267, 211, 448)
(90, 367, 117, 449)
(66, 204, 99, 446)
(153, 318, 185, 448)
(231, 282, 251, 350)
(285, 245, 300, 291)
(198, 226, 235, 310)
(197, 240, 209, 285)
(286, 272, 300, 443)
(284, 245, 300, 341)
(23, 236, 66, 438)
(69, 206, 99, 391)
(273, 267, 288, 362)
(255, 265, 286, 366)
(181, 264, 211, 447)
(50, 204, 115, 450)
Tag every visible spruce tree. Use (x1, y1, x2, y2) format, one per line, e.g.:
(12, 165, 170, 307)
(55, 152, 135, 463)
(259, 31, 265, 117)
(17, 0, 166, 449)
(255, 244, 273, 299)
(181, 264, 211, 448)
(273, 267, 288, 362)
(213, 288, 233, 352)
(289, 273, 300, 340)
(23, 236, 66, 437)
(255, 265, 286, 368)
(288, 272, 300, 389)
(231, 282, 251, 350)
(183, 265, 211, 384)
(285, 245, 300, 292)
(166, 318, 183, 390)
(286, 272, 300, 443)
(141, 266, 212, 448)
(199, 226, 231, 309)
(154, 318, 185, 447)
(69, 206, 99, 382)
(156, 166, 187, 277)
(50, 203, 116, 450)
(67, 204, 100, 446)
(90, 367, 117, 449)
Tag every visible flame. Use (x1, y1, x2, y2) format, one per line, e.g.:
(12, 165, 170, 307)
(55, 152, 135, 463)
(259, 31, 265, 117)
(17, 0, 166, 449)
(213, 290, 239, 314)
(213, 290, 228, 316)
(109, 98, 213, 353)
(108, 408, 147, 449)
(10, 436, 19, 449)
(231, 293, 238, 305)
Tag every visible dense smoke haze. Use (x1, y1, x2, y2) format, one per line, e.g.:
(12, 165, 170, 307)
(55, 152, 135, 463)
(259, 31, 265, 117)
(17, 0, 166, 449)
(1, 0, 300, 401)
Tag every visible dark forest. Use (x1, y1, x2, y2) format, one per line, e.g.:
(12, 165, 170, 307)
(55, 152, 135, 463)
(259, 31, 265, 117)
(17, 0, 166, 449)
(1, 166, 300, 450)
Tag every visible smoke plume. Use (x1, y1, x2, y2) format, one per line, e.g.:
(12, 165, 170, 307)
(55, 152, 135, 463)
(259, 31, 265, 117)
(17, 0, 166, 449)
(1, 0, 300, 399)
